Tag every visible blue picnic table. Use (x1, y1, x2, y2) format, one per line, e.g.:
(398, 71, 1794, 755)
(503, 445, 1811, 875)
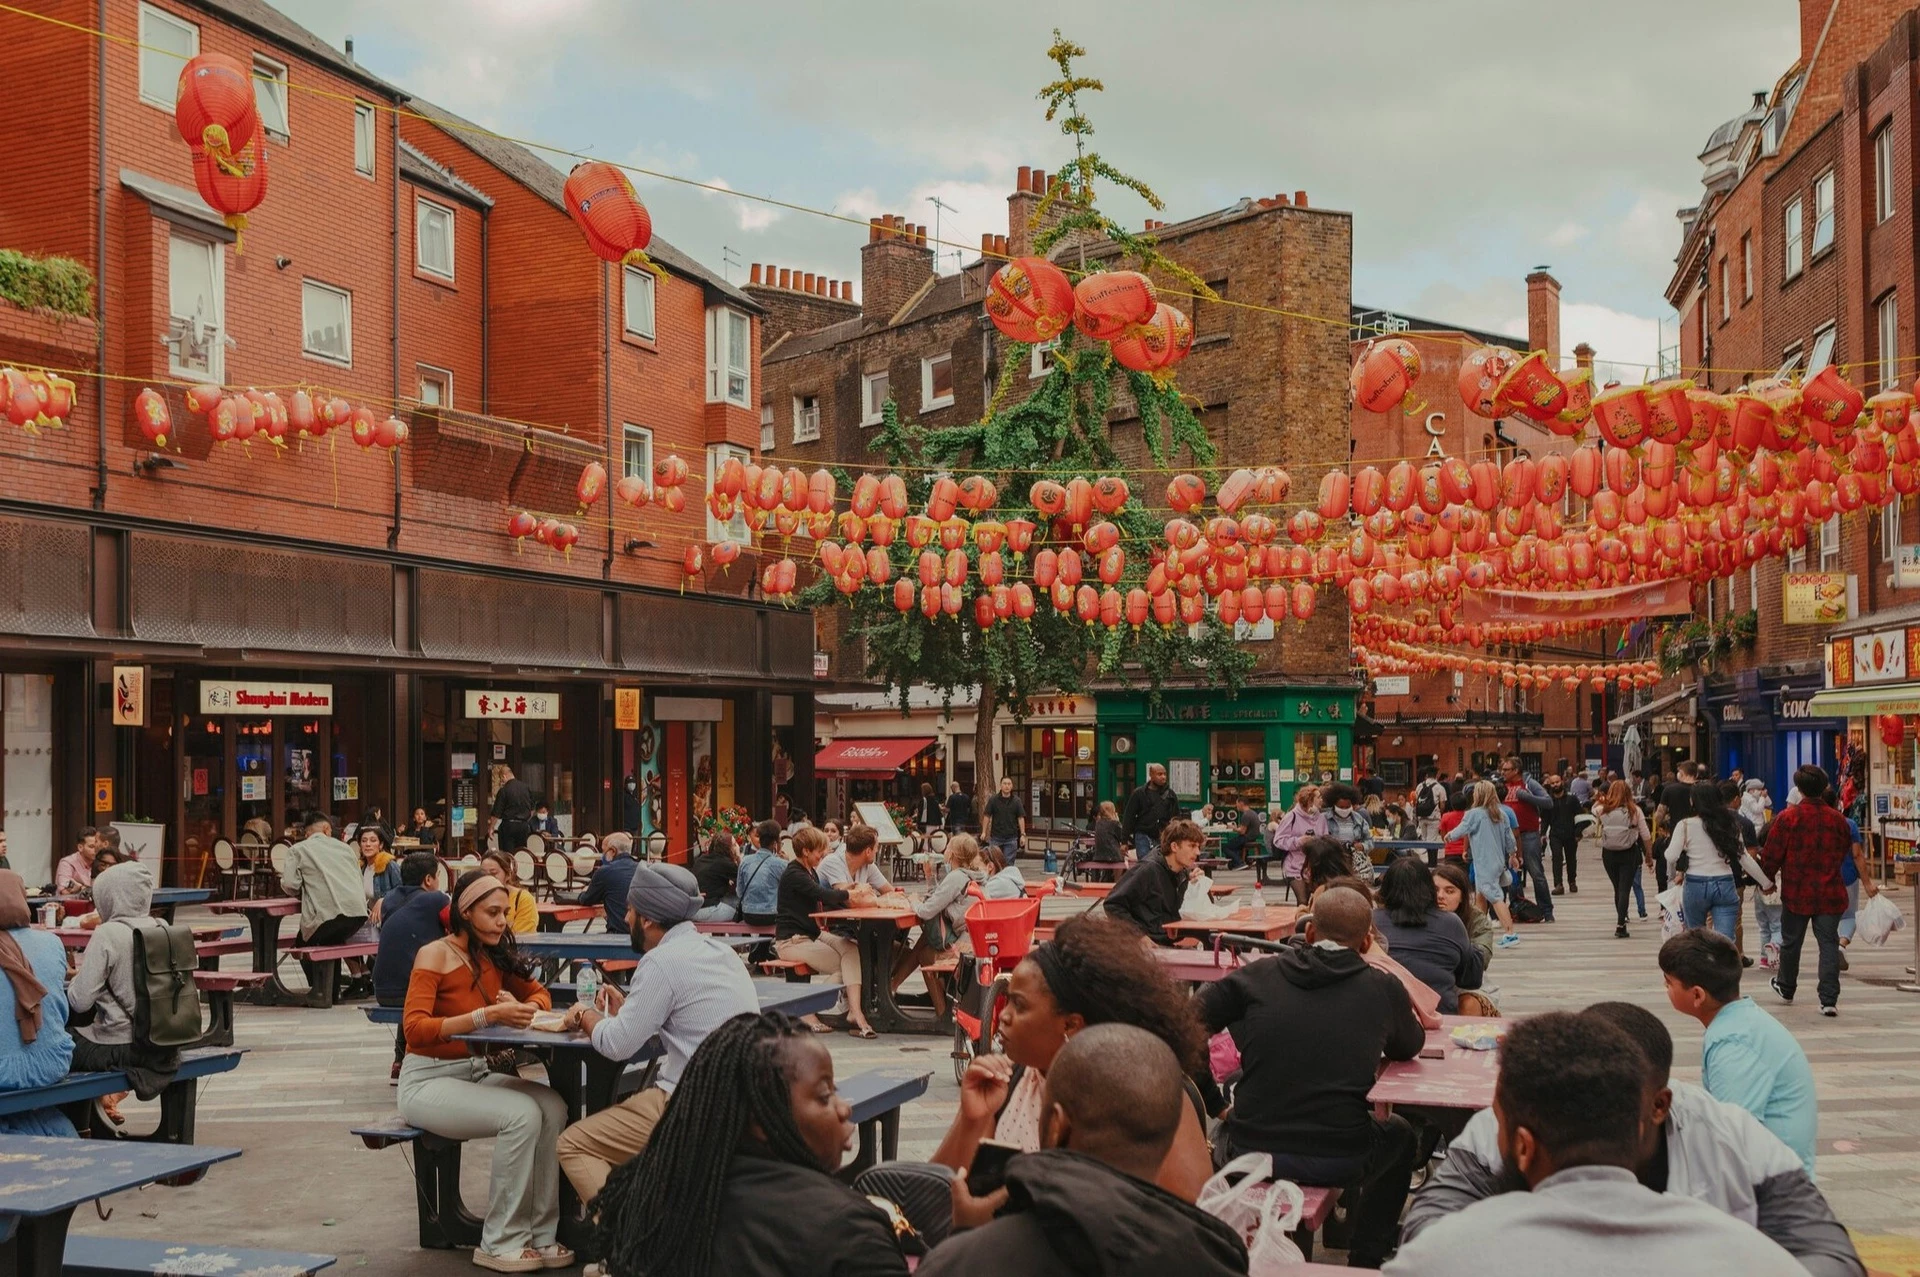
(0, 1134, 240, 1272)
(42, 886, 213, 924)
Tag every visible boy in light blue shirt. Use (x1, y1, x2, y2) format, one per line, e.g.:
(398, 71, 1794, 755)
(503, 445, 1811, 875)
(1660, 929, 1817, 1175)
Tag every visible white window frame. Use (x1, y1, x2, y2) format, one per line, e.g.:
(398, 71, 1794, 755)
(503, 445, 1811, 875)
(706, 308, 751, 407)
(1749, 564, 1758, 611)
(1719, 257, 1730, 322)
(1030, 338, 1059, 378)
(1820, 514, 1840, 568)
(1788, 538, 1806, 569)
(252, 53, 289, 141)
(921, 351, 955, 410)
(792, 393, 820, 444)
(760, 403, 775, 453)
(861, 370, 889, 426)
(1880, 293, 1900, 390)
(1812, 170, 1835, 255)
(1876, 124, 1896, 223)
(416, 363, 452, 408)
(138, 3, 198, 110)
(707, 443, 751, 543)
(1808, 323, 1835, 375)
(300, 279, 353, 367)
(621, 425, 654, 494)
(353, 102, 377, 179)
(166, 230, 223, 381)
(621, 266, 656, 342)
(1884, 498, 1902, 563)
(1784, 196, 1804, 279)
(1742, 233, 1753, 300)
(415, 198, 455, 281)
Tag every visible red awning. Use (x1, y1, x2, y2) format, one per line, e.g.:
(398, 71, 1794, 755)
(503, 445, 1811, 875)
(814, 737, 936, 779)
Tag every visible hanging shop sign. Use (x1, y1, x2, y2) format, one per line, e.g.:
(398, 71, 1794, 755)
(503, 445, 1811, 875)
(1895, 545, 1920, 590)
(1783, 573, 1853, 625)
(112, 666, 147, 727)
(1372, 675, 1411, 697)
(1455, 578, 1693, 626)
(614, 688, 642, 732)
(464, 690, 561, 720)
(200, 680, 334, 715)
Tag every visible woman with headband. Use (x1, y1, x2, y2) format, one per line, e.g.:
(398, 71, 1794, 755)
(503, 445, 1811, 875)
(928, 912, 1213, 1226)
(399, 869, 572, 1272)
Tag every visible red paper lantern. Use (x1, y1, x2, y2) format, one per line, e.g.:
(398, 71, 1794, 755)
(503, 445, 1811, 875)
(1110, 303, 1193, 374)
(1351, 338, 1423, 414)
(507, 511, 537, 547)
(191, 133, 268, 248)
(174, 54, 258, 166)
(133, 387, 171, 448)
(614, 474, 649, 507)
(1457, 346, 1517, 417)
(1167, 473, 1207, 513)
(985, 256, 1075, 343)
(1072, 270, 1157, 341)
(1879, 714, 1905, 748)
(374, 415, 408, 449)
(562, 161, 656, 269)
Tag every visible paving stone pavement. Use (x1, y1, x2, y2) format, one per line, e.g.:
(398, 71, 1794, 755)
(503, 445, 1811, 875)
(55, 871, 1920, 1274)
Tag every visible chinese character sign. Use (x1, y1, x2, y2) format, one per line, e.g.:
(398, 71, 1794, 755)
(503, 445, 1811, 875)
(463, 690, 562, 720)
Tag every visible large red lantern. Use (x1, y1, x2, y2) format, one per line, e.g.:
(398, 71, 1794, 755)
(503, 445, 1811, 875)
(985, 256, 1075, 343)
(1072, 270, 1157, 341)
(133, 387, 172, 449)
(1458, 346, 1517, 417)
(1110, 303, 1193, 374)
(1351, 338, 1423, 414)
(1879, 714, 1906, 748)
(174, 54, 258, 169)
(562, 161, 657, 271)
(191, 133, 268, 248)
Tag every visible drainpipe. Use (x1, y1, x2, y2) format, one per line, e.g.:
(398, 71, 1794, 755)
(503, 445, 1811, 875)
(603, 261, 615, 580)
(388, 101, 402, 549)
(91, 0, 107, 510)
(480, 207, 490, 412)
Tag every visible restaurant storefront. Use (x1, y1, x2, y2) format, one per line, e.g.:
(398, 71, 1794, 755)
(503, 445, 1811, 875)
(1096, 685, 1357, 815)
(1809, 613, 1920, 869)
(1708, 669, 1843, 809)
(1002, 696, 1099, 835)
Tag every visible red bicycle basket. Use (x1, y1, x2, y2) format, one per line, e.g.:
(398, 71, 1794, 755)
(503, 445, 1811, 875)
(964, 898, 1041, 976)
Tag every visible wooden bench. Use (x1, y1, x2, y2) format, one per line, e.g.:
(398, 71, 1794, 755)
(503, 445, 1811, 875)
(63, 1235, 334, 1276)
(194, 935, 256, 971)
(0, 1048, 243, 1148)
(191, 970, 274, 1047)
(282, 940, 379, 1007)
(837, 1069, 933, 1180)
(758, 958, 813, 982)
(921, 957, 960, 976)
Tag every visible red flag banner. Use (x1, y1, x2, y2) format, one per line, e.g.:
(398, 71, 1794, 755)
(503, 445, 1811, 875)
(1456, 578, 1695, 625)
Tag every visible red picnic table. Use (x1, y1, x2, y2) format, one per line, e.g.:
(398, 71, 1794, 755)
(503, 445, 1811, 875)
(809, 906, 938, 1037)
(536, 901, 600, 933)
(1162, 905, 1299, 944)
(1367, 1015, 1507, 1114)
(205, 897, 308, 1006)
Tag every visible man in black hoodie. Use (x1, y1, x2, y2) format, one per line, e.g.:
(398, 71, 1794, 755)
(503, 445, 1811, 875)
(1196, 885, 1425, 1269)
(371, 852, 447, 1080)
(920, 1023, 1247, 1277)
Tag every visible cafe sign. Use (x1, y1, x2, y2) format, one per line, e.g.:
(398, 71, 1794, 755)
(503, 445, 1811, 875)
(1827, 625, 1920, 688)
(465, 690, 561, 720)
(1783, 573, 1852, 625)
(200, 680, 334, 715)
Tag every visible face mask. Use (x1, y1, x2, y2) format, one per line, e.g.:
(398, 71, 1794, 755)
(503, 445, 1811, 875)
(1336, 804, 1352, 814)
(626, 782, 636, 792)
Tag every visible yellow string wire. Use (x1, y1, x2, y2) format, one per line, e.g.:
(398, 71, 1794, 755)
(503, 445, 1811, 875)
(4, 0, 1893, 382)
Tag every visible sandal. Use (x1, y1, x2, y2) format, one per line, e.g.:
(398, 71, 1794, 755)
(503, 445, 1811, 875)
(848, 1025, 878, 1039)
(471, 1247, 545, 1272)
(535, 1243, 575, 1269)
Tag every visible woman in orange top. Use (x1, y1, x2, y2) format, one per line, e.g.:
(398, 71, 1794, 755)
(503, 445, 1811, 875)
(398, 870, 572, 1273)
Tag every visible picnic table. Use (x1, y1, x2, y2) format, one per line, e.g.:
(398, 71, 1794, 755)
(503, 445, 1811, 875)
(41, 886, 213, 924)
(1149, 944, 1261, 983)
(204, 896, 307, 1006)
(41, 923, 238, 951)
(1368, 1016, 1505, 1114)
(1162, 905, 1299, 944)
(0, 1134, 241, 1272)
(810, 905, 942, 1036)
(535, 901, 600, 932)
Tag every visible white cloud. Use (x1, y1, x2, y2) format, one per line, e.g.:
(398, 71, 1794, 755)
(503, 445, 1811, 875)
(1545, 221, 1590, 249)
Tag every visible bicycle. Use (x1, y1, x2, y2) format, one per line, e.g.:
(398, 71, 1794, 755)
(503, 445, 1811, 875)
(947, 894, 1041, 1085)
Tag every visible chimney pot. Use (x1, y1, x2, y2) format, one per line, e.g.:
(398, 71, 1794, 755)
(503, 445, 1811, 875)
(981, 233, 992, 253)
(778, 268, 791, 289)
(869, 217, 883, 242)
(1031, 169, 1047, 194)
(1573, 342, 1595, 370)
(804, 272, 817, 292)
(1016, 165, 1032, 194)
(815, 276, 827, 296)
(1526, 270, 1563, 367)
(828, 280, 838, 300)
(749, 264, 762, 285)
(998, 235, 1009, 256)
(1294, 190, 1308, 207)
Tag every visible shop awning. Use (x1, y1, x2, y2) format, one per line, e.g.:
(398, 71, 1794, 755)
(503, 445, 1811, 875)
(1610, 687, 1693, 732)
(1805, 686, 1920, 717)
(813, 737, 936, 779)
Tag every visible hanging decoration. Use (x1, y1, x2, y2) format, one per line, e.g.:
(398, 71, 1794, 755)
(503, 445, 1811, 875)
(562, 160, 661, 276)
(1349, 338, 1423, 414)
(985, 256, 1076, 343)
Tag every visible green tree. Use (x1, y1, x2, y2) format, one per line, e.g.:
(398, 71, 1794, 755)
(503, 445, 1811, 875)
(800, 31, 1254, 790)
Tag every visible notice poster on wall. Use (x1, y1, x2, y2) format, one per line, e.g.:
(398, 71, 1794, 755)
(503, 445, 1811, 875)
(240, 775, 267, 801)
(192, 768, 209, 797)
(1167, 759, 1202, 800)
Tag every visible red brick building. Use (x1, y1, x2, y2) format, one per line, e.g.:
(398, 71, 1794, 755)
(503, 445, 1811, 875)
(754, 168, 1361, 827)
(0, 0, 807, 884)
(1350, 276, 1611, 786)
(1664, 0, 1920, 803)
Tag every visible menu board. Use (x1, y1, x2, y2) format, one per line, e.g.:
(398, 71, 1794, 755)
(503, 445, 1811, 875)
(853, 802, 904, 846)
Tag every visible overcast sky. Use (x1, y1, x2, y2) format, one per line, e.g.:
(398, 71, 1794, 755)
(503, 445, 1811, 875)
(276, 0, 1797, 379)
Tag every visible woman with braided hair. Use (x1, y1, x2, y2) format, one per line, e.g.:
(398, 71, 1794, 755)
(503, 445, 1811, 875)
(592, 1010, 907, 1277)
(927, 912, 1213, 1227)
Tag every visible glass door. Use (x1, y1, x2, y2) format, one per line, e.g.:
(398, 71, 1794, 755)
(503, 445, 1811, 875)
(182, 712, 227, 869)
(234, 718, 273, 839)
(283, 717, 327, 826)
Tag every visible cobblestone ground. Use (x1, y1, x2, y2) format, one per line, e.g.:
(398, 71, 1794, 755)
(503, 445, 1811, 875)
(61, 870, 1920, 1274)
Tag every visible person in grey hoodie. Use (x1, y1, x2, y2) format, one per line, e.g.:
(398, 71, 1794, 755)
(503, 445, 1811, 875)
(66, 860, 180, 1098)
(921, 1024, 1247, 1277)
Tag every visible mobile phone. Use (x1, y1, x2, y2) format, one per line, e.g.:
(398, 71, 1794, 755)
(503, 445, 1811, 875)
(966, 1138, 1022, 1196)
(1420, 1045, 1448, 1060)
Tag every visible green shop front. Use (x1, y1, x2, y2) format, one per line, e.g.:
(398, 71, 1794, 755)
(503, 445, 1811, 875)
(1097, 686, 1356, 813)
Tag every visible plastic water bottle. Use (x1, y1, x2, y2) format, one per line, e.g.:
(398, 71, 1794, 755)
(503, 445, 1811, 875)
(576, 964, 601, 1016)
(1251, 885, 1267, 920)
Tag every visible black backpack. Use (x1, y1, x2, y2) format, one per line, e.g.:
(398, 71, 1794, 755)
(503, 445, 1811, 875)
(123, 919, 204, 1049)
(1415, 781, 1441, 819)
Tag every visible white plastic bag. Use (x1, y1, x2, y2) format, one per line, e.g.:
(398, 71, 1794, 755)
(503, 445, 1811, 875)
(1195, 1153, 1306, 1274)
(1856, 891, 1907, 946)
(1658, 883, 1687, 940)
(1180, 874, 1236, 920)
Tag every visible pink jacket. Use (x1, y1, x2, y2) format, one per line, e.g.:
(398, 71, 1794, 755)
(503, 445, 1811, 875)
(1268, 806, 1326, 877)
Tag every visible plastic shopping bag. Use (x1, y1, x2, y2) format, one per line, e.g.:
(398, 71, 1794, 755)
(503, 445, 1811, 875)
(1180, 874, 1236, 921)
(1658, 883, 1687, 941)
(1196, 1153, 1306, 1275)
(1856, 891, 1907, 947)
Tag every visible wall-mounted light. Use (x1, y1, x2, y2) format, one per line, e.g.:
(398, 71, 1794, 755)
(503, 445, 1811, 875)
(623, 538, 656, 554)
(274, 255, 293, 270)
(132, 453, 185, 478)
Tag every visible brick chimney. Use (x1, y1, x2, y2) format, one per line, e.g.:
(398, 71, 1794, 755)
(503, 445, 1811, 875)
(1007, 165, 1067, 259)
(859, 215, 934, 326)
(1572, 342, 1595, 371)
(743, 262, 862, 340)
(1525, 270, 1561, 366)
(1800, 0, 1830, 65)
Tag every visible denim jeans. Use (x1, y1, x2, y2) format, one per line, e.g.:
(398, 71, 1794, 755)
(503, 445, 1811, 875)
(1134, 832, 1158, 858)
(1753, 896, 1783, 952)
(1681, 874, 1740, 936)
(1838, 880, 1860, 941)
(990, 836, 1021, 865)
(693, 899, 737, 923)
(1518, 831, 1553, 917)
(1776, 910, 1843, 1008)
